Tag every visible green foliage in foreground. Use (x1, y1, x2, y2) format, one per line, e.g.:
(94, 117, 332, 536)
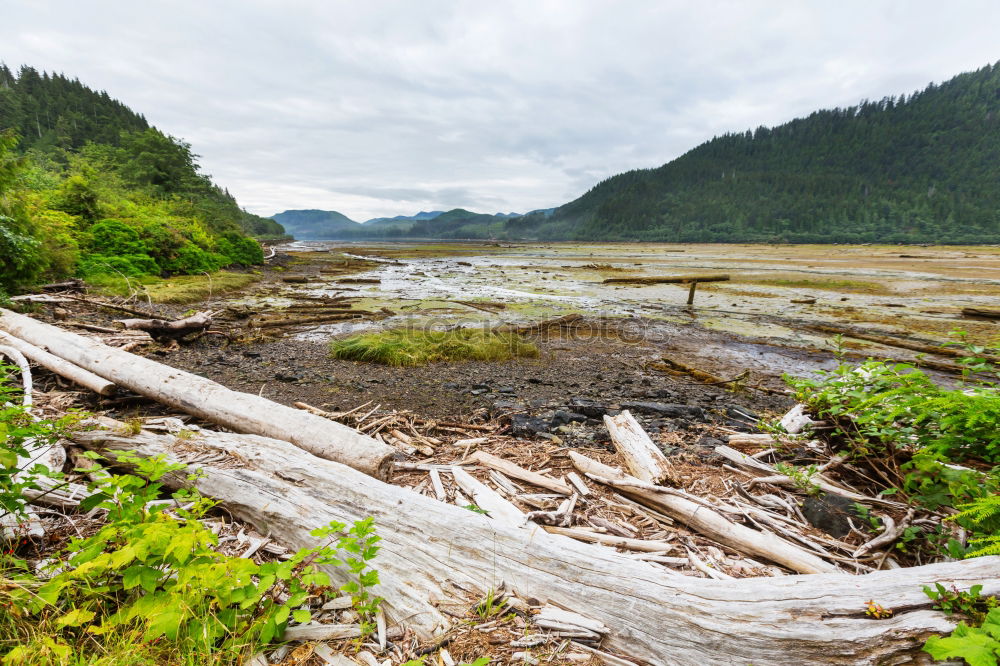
(330, 328, 540, 367)
(1, 373, 383, 664)
(785, 335, 1000, 559)
(923, 583, 1000, 665)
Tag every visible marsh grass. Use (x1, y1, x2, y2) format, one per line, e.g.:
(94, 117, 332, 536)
(735, 276, 891, 294)
(87, 271, 259, 303)
(330, 328, 539, 366)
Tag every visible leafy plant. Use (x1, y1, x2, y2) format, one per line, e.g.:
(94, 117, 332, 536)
(2, 446, 385, 663)
(0, 368, 72, 524)
(924, 584, 999, 625)
(923, 608, 1000, 666)
(774, 462, 822, 496)
(783, 332, 1000, 559)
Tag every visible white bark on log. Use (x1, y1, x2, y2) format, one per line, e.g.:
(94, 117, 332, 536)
(450, 466, 533, 528)
(0, 331, 116, 396)
(70, 424, 1000, 665)
(116, 311, 213, 341)
(0, 308, 395, 479)
(569, 451, 840, 575)
(603, 411, 674, 484)
(465, 450, 572, 495)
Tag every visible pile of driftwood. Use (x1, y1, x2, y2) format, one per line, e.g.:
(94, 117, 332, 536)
(1, 307, 999, 665)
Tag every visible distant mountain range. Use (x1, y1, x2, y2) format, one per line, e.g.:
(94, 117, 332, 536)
(269, 208, 520, 240)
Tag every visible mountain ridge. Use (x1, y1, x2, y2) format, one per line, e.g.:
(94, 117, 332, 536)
(504, 61, 1000, 243)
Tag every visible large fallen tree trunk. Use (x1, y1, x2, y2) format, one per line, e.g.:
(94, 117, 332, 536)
(71, 423, 1000, 666)
(0, 308, 395, 479)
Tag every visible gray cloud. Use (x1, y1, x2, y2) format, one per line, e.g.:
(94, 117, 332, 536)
(3, 0, 999, 219)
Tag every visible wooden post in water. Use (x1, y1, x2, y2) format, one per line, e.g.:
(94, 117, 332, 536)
(687, 281, 698, 305)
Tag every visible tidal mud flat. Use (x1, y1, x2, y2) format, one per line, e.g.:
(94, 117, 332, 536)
(146, 240, 999, 439)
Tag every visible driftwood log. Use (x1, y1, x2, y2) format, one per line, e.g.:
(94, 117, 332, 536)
(69, 422, 1000, 665)
(604, 410, 674, 484)
(961, 306, 1000, 320)
(603, 274, 730, 285)
(0, 308, 396, 479)
(0, 331, 116, 396)
(116, 311, 214, 342)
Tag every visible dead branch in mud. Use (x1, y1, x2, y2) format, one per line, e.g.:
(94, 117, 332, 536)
(961, 306, 1000, 320)
(116, 310, 214, 342)
(804, 322, 1000, 364)
(603, 274, 730, 285)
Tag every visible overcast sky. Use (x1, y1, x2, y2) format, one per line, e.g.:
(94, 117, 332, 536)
(3, 1, 999, 220)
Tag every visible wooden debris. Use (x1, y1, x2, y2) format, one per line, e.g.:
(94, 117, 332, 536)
(116, 311, 213, 342)
(0, 309, 396, 479)
(465, 450, 572, 495)
(0, 331, 116, 396)
(962, 306, 1000, 320)
(603, 410, 675, 484)
(569, 451, 839, 574)
(68, 416, 1000, 664)
(603, 274, 730, 285)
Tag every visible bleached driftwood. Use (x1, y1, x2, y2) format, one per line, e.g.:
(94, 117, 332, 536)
(465, 450, 572, 495)
(450, 466, 532, 528)
(603, 410, 674, 484)
(569, 451, 840, 575)
(714, 445, 904, 508)
(116, 311, 214, 341)
(0, 331, 116, 396)
(0, 309, 396, 479)
(70, 422, 1000, 665)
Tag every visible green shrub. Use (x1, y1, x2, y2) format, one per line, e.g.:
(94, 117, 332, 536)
(330, 328, 540, 366)
(0, 216, 44, 290)
(86, 219, 150, 257)
(160, 244, 227, 274)
(784, 333, 1000, 559)
(79, 253, 159, 278)
(216, 232, 263, 266)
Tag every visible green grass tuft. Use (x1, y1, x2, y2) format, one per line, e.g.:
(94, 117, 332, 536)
(330, 328, 539, 366)
(86, 271, 259, 303)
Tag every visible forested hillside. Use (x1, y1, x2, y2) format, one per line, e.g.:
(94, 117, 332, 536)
(510, 62, 1000, 243)
(0, 65, 284, 293)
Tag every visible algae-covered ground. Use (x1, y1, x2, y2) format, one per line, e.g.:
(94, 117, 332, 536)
(265, 241, 999, 350)
(104, 240, 996, 423)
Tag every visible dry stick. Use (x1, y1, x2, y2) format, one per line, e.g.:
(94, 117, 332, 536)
(570, 452, 840, 574)
(62, 294, 152, 318)
(604, 410, 675, 484)
(0, 331, 116, 396)
(714, 445, 905, 508)
(854, 509, 916, 558)
(0, 344, 33, 408)
(602, 274, 730, 285)
(450, 467, 533, 528)
(543, 526, 675, 553)
(464, 450, 572, 495)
